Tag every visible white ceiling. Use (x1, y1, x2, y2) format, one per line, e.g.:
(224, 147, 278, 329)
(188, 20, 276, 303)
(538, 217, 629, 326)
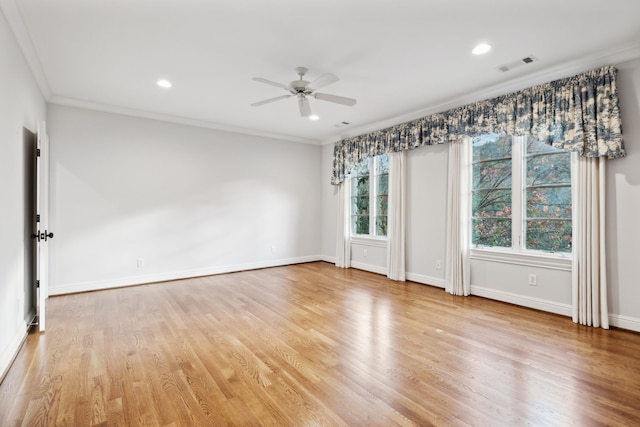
(4, 0, 640, 144)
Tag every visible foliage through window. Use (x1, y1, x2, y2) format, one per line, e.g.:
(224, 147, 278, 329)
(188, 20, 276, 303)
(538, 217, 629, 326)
(472, 134, 572, 253)
(472, 134, 513, 248)
(350, 154, 388, 237)
(525, 138, 572, 252)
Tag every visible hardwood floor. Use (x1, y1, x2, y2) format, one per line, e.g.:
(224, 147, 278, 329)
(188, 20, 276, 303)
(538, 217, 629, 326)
(1, 262, 639, 426)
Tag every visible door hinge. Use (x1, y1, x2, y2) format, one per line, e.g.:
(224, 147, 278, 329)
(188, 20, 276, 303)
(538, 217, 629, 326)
(36, 214, 40, 222)
(37, 148, 41, 157)
(36, 280, 40, 288)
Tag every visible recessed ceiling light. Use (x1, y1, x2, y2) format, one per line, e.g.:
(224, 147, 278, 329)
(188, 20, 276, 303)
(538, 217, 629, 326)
(309, 115, 319, 121)
(472, 43, 492, 55)
(156, 79, 172, 88)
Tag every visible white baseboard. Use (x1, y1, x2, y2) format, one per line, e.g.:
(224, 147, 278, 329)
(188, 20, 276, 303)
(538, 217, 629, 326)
(0, 324, 28, 383)
(471, 285, 572, 317)
(350, 261, 387, 276)
(333, 262, 447, 288)
(609, 313, 640, 333)
(468, 288, 640, 332)
(320, 255, 336, 264)
(50, 256, 322, 295)
(405, 272, 445, 288)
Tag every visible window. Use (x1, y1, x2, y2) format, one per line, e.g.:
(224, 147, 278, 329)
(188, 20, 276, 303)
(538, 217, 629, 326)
(350, 154, 388, 238)
(472, 134, 572, 254)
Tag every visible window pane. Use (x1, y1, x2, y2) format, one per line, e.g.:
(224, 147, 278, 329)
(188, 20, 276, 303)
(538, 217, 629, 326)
(473, 159, 512, 191)
(472, 134, 513, 249)
(352, 158, 370, 177)
(472, 134, 512, 162)
(376, 216, 387, 237)
(350, 175, 358, 194)
(525, 140, 572, 253)
(350, 154, 388, 239)
(376, 155, 389, 239)
(377, 195, 388, 216)
(526, 219, 572, 253)
(526, 152, 571, 186)
(526, 136, 561, 155)
(377, 173, 388, 195)
(472, 189, 512, 218)
(352, 216, 369, 235)
(376, 153, 389, 174)
(526, 186, 572, 219)
(472, 218, 512, 247)
(351, 196, 369, 215)
(356, 176, 369, 196)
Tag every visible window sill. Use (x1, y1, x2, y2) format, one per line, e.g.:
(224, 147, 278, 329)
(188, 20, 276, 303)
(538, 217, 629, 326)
(350, 236, 388, 248)
(470, 248, 572, 271)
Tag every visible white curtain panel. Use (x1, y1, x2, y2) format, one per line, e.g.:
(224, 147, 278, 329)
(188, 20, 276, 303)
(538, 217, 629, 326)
(572, 155, 609, 328)
(387, 151, 407, 281)
(335, 182, 351, 268)
(445, 137, 471, 296)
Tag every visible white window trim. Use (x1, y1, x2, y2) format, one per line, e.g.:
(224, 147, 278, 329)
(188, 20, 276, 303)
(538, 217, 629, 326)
(350, 235, 388, 248)
(471, 135, 573, 267)
(470, 247, 571, 271)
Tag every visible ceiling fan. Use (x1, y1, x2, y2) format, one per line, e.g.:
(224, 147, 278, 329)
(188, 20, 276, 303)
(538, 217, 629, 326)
(251, 67, 356, 118)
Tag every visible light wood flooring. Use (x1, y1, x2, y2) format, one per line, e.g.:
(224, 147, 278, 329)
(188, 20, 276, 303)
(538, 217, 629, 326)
(1, 262, 640, 426)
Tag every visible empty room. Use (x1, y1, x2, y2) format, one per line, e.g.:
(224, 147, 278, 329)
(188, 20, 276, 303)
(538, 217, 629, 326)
(1, 0, 640, 425)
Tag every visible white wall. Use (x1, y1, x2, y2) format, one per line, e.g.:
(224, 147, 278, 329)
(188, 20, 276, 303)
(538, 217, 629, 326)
(320, 57, 640, 332)
(405, 144, 448, 287)
(321, 144, 337, 261)
(0, 10, 47, 378)
(47, 105, 322, 294)
(607, 58, 640, 329)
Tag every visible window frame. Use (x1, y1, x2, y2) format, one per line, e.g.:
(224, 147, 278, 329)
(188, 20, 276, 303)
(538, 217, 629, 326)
(349, 154, 388, 241)
(470, 135, 573, 270)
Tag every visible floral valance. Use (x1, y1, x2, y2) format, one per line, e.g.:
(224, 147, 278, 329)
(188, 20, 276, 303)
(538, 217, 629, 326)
(331, 65, 625, 185)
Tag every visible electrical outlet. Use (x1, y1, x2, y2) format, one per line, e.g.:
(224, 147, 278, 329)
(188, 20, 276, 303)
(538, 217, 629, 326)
(528, 273, 537, 286)
(435, 260, 442, 270)
(270, 246, 276, 254)
(137, 258, 145, 268)
(363, 248, 368, 257)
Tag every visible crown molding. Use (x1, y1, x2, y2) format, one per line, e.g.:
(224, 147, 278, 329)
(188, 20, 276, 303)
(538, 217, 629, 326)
(49, 96, 321, 145)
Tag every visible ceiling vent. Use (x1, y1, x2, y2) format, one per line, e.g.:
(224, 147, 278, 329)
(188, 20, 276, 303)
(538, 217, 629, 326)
(497, 55, 538, 73)
(334, 121, 351, 128)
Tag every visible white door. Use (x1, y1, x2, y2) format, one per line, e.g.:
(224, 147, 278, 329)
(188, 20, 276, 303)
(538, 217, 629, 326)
(35, 121, 51, 332)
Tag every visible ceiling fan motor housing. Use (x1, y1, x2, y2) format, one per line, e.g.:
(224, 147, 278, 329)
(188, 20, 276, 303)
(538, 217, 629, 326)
(290, 79, 311, 93)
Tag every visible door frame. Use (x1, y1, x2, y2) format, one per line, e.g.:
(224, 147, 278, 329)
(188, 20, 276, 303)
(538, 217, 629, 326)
(35, 121, 50, 332)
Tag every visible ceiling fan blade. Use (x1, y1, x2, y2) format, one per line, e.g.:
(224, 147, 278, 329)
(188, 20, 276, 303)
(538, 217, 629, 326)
(252, 77, 291, 92)
(251, 94, 293, 107)
(306, 73, 339, 91)
(313, 93, 357, 106)
(298, 95, 311, 117)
